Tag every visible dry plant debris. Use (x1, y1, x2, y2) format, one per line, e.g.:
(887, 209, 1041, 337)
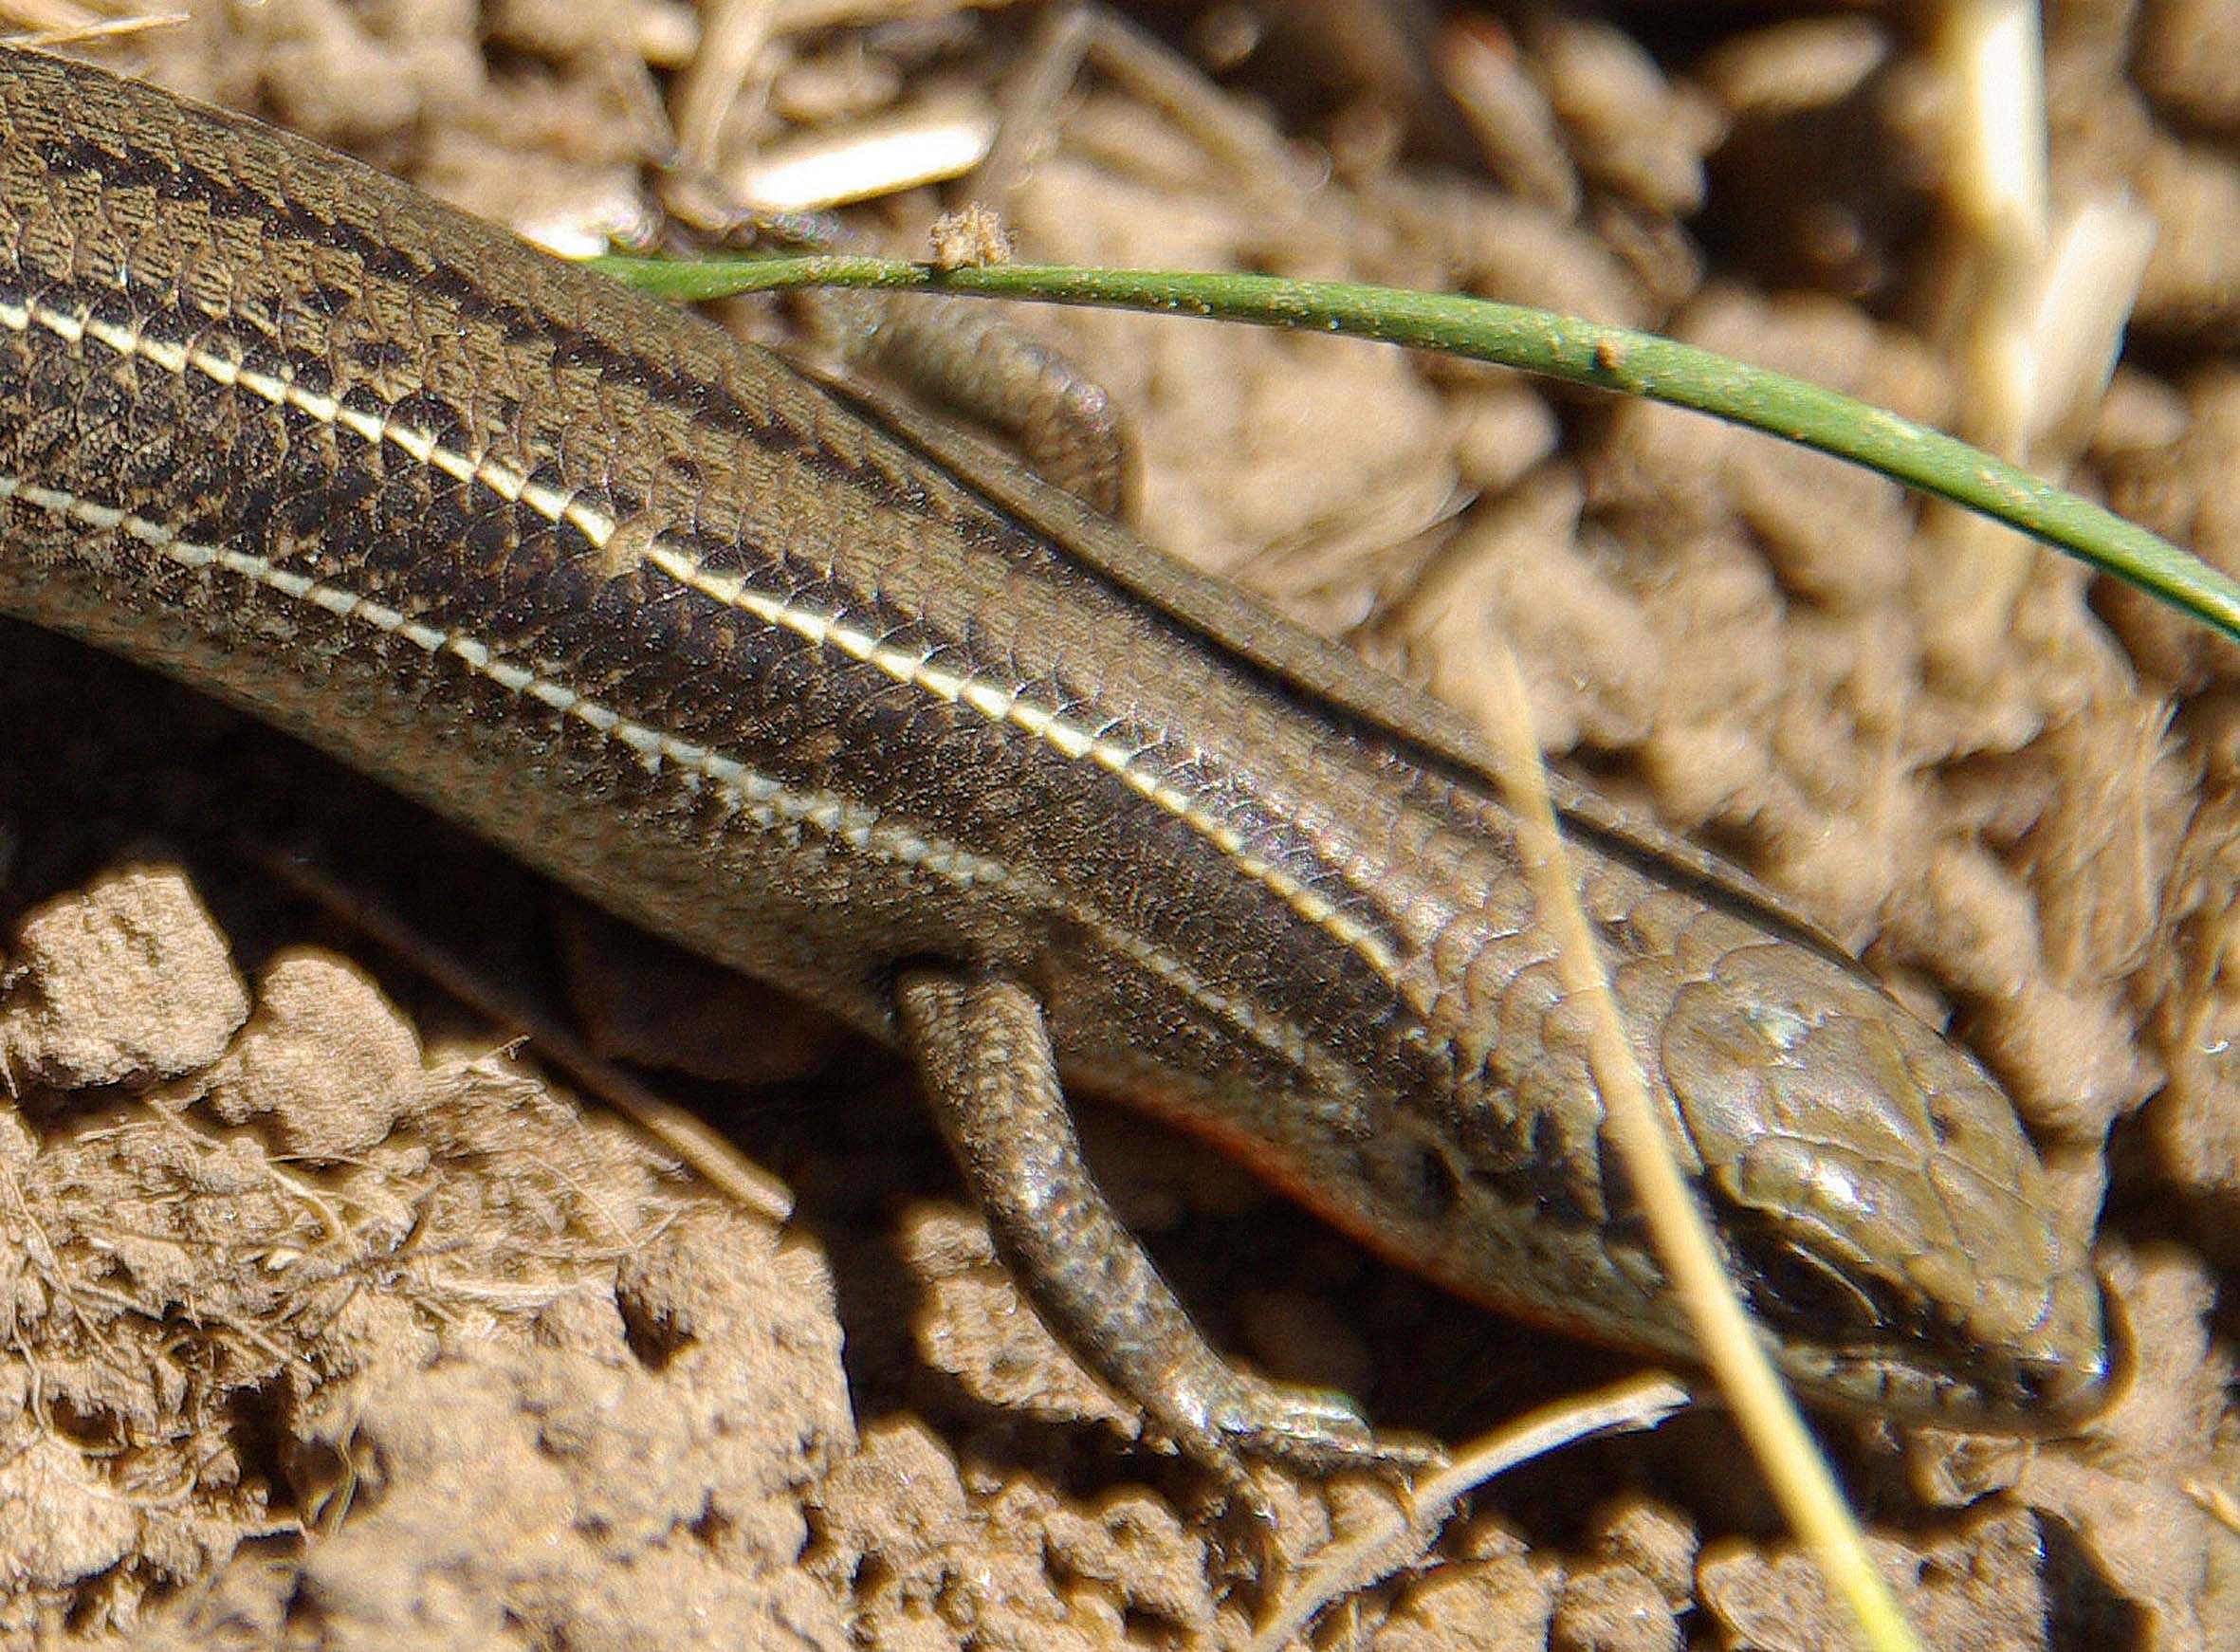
(0, 2, 2237, 1649)
(0, 869, 851, 1648)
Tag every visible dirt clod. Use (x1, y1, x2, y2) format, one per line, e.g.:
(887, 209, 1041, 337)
(0, 864, 248, 1091)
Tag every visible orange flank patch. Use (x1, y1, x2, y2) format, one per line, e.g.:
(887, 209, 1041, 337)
(1074, 1074, 1623, 1352)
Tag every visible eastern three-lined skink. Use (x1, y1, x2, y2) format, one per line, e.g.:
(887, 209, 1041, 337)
(0, 46, 2108, 1490)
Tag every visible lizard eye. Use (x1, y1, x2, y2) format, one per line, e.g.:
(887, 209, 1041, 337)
(1730, 1225, 1899, 1337)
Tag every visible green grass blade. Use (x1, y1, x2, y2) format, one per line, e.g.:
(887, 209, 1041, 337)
(593, 252, 2239, 646)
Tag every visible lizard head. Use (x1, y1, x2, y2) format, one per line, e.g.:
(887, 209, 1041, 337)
(1659, 939, 2113, 1430)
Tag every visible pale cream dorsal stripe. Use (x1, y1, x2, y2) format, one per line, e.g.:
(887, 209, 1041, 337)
(0, 289, 1398, 979)
(0, 451, 1334, 1077)
(636, 545, 1399, 973)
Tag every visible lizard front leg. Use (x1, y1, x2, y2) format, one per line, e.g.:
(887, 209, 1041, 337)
(894, 966, 1438, 1501)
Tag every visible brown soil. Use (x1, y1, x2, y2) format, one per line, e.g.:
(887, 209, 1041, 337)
(0, 3, 2235, 1648)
